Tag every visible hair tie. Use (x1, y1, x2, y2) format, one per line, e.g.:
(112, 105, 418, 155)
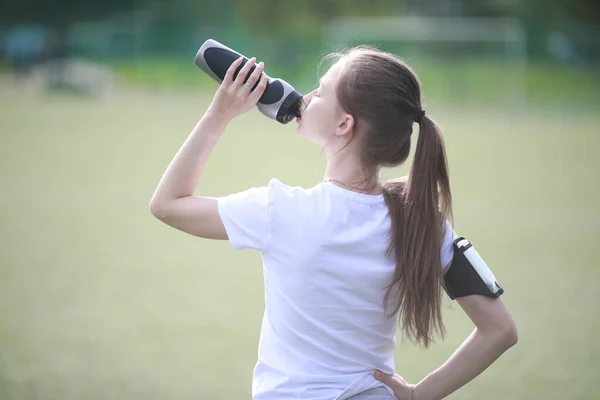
(415, 110, 426, 124)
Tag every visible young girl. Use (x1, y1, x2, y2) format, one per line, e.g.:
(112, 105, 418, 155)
(150, 46, 518, 400)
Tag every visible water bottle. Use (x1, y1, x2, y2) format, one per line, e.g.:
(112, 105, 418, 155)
(194, 39, 304, 124)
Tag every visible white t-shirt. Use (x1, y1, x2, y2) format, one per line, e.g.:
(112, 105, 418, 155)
(217, 179, 456, 400)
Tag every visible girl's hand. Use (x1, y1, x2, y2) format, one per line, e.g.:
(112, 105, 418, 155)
(373, 370, 416, 400)
(207, 56, 268, 123)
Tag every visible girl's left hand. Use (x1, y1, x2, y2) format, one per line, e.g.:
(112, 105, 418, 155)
(373, 370, 415, 400)
(207, 56, 268, 123)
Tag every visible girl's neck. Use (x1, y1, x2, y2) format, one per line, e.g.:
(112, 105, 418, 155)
(324, 154, 382, 195)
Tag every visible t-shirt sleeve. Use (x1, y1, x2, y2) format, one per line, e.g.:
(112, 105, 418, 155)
(440, 220, 457, 269)
(217, 180, 274, 251)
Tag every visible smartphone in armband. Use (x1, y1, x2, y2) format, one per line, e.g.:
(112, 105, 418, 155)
(443, 237, 504, 300)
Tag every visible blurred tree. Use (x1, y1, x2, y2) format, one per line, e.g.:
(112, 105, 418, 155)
(234, 0, 401, 35)
(404, 0, 598, 25)
(2, 0, 597, 29)
(558, 0, 599, 25)
(522, 0, 600, 62)
(2, 0, 138, 28)
(1, 0, 596, 64)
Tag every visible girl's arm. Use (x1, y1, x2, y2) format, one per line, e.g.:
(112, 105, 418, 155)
(414, 295, 517, 399)
(150, 57, 267, 238)
(375, 295, 518, 400)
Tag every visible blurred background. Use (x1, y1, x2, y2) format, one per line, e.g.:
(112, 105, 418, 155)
(0, 0, 599, 399)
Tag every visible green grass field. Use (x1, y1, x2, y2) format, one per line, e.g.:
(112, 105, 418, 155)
(0, 81, 599, 400)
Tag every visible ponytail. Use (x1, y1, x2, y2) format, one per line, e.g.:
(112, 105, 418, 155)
(324, 47, 453, 346)
(383, 115, 452, 348)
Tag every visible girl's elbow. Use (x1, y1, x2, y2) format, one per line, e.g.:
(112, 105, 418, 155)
(505, 320, 518, 347)
(481, 316, 518, 350)
(149, 197, 169, 219)
(498, 318, 518, 349)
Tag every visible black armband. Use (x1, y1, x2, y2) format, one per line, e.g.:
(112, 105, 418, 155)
(443, 237, 504, 300)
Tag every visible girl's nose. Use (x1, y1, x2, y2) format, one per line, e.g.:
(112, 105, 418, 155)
(303, 89, 316, 106)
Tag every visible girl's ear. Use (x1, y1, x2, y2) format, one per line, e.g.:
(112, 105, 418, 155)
(335, 113, 354, 137)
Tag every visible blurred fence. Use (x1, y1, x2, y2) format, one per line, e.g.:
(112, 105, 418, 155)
(1, 4, 599, 105)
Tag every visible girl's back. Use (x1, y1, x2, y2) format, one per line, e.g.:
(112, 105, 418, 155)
(219, 179, 454, 400)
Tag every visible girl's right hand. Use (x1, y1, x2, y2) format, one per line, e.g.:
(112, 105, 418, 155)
(206, 56, 268, 124)
(373, 370, 416, 400)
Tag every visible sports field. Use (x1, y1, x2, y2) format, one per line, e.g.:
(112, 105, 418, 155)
(0, 81, 599, 399)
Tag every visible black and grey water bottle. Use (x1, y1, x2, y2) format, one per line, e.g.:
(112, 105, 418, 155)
(194, 39, 304, 124)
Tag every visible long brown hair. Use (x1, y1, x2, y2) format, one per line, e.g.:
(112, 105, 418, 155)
(328, 47, 452, 347)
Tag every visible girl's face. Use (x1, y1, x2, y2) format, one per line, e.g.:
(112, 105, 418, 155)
(296, 61, 351, 146)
